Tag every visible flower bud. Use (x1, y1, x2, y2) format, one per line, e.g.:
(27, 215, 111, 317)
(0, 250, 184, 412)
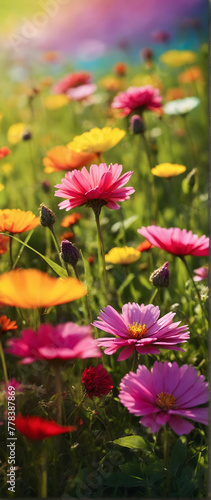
(22, 130, 32, 141)
(149, 261, 169, 288)
(39, 203, 56, 228)
(41, 180, 51, 193)
(130, 114, 145, 134)
(187, 168, 197, 190)
(141, 47, 154, 62)
(60, 240, 80, 267)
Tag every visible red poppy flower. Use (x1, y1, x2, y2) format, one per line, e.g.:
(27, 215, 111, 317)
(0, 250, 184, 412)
(81, 364, 113, 399)
(15, 414, 77, 440)
(0, 147, 10, 160)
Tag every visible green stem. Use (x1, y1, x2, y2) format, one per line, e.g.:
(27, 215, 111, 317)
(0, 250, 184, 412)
(149, 287, 159, 304)
(39, 445, 48, 498)
(182, 114, 197, 167)
(50, 226, 68, 274)
(9, 236, 13, 269)
(179, 256, 207, 321)
(131, 350, 139, 372)
(94, 210, 107, 287)
(52, 362, 63, 424)
(163, 426, 170, 496)
(141, 133, 157, 222)
(0, 339, 8, 385)
(12, 229, 34, 270)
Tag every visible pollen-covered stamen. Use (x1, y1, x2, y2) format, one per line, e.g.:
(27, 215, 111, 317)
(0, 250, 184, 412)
(156, 392, 176, 411)
(127, 322, 148, 340)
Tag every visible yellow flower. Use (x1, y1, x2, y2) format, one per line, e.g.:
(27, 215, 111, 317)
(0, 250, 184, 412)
(68, 127, 125, 154)
(99, 75, 123, 91)
(131, 74, 163, 91)
(43, 94, 70, 110)
(160, 50, 196, 67)
(0, 163, 13, 175)
(105, 247, 140, 265)
(0, 183, 4, 192)
(151, 163, 186, 178)
(7, 123, 27, 144)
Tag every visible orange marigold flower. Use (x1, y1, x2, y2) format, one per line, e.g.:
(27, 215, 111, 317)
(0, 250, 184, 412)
(178, 66, 203, 84)
(113, 62, 127, 76)
(0, 234, 9, 254)
(165, 88, 185, 101)
(0, 209, 40, 233)
(61, 213, 82, 227)
(60, 231, 74, 241)
(0, 315, 18, 334)
(0, 269, 87, 309)
(43, 145, 95, 173)
(136, 239, 154, 252)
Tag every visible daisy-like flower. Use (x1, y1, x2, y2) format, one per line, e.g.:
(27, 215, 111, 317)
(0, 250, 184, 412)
(55, 163, 134, 212)
(67, 84, 97, 101)
(0, 234, 9, 255)
(6, 322, 102, 363)
(0, 315, 17, 334)
(43, 94, 69, 110)
(119, 361, 209, 435)
(67, 127, 125, 155)
(93, 302, 189, 361)
(111, 85, 162, 116)
(43, 145, 95, 173)
(163, 97, 200, 116)
(15, 414, 77, 440)
(137, 226, 209, 256)
(193, 266, 208, 282)
(52, 71, 91, 94)
(0, 269, 86, 309)
(160, 50, 196, 67)
(105, 246, 140, 265)
(7, 123, 27, 144)
(0, 209, 40, 233)
(151, 163, 186, 178)
(61, 212, 81, 227)
(81, 364, 113, 399)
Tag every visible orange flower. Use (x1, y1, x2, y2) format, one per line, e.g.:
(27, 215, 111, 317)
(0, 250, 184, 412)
(113, 62, 127, 76)
(178, 66, 203, 84)
(151, 163, 186, 178)
(136, 240, 153, 252)
(0, 147, 10, 160)
(43, 51, 59, 63)
(60, 231, 74, 241)
(165, 88, 185, 101)
(0, 269, 87, 309)
(61, 213, 82, 227)
(43, 146, 95, 173)
(0, 315, 18, 333)
(0, 209, 40, 233)
(0, 234, 9, 254)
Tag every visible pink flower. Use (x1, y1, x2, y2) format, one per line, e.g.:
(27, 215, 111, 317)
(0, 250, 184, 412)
(5, 323, 102, 364)
(52, 71, 92, 94)
(138, 226, 209, 256)
(55, 163, 134, 211)
(111, 85, 162, 116)
(119, 361, 209, 435)
(67, 84, 97, 101)
(93, 303, 189, 361)
(193, 266, 209, 281)
(1, 378, 23, 395)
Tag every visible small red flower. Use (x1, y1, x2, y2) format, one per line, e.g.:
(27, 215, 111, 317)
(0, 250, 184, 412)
(81, 364, 113, 399)
(136, 239, 153, 252)
(0, 147, 10, 160)
(0, 315, 18, 334)
(15, 414, 77, 440)
(88, 256, 95, 265)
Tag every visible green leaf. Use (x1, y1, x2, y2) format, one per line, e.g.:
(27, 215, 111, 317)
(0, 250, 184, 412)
(2, 233, 68, 279)
(111, 215, 139, 233)
(139, 274, 152, 290)
(169, 437, 187, 477)
(112, 435, 148, 451)
(117, 273, 134, 295)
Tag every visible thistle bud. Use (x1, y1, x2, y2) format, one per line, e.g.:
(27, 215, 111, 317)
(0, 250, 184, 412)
(150, 261, 169, 288)
(130, 114, 145, 134)
(39, 203, 56, 228)
(60, 240, 80, 267)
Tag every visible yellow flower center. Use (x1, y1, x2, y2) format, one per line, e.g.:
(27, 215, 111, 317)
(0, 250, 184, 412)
(127, 322, 148, 340)
(156, 392, 176, 411)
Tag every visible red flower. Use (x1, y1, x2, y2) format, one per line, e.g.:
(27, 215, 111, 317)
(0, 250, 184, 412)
(81, 364, 113, 399)
(52, 71, 92, 94)
(136, 239, 153, 252)
(15, 414, 77, 440)
(0, 315, 18, 334)
(0, 147, 10, 160)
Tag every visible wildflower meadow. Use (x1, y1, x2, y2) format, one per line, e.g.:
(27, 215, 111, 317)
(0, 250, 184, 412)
(0, 1, 209, 498)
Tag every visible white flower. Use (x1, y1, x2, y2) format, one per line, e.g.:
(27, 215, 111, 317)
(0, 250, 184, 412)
(163, 97, 200, 116)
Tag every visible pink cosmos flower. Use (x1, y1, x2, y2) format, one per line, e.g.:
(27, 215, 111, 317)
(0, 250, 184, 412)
(119, 361, 209, 435)
(93, 303, 189, 361)
(5, 322, 102, 364)
(52, 71, 92, 94)
(55, 163, 134, 211)
(67, 84, 97, 101)
(138, 226, 209, 256)
(111, 85, 162, 116)
(193, 266, 209, 281)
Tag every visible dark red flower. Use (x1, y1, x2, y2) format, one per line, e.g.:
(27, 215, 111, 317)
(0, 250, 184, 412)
(81, 364, 113, 399)
(15, 414, 77, 440)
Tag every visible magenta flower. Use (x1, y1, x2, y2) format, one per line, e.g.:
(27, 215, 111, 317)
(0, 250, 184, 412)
(138, 226, 209, 257)
(93, 303, 189, 361)
(67, 84, 97, 101)
(193, 266, 209, 281)
(5, 323, 102, 364)
(119, 361, 209, 435)
(52, 71, 91, 94)
(111, 85, 162, 116)
(55, 163, 134, 211)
